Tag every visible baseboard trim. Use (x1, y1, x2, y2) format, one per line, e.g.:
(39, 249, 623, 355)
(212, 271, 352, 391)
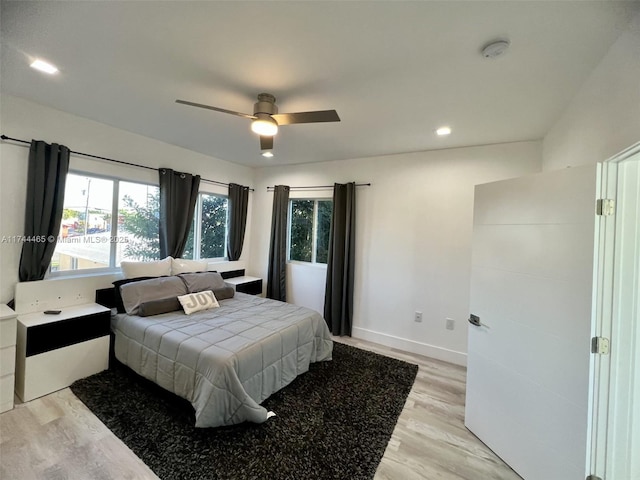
(351, 327, 467, 366)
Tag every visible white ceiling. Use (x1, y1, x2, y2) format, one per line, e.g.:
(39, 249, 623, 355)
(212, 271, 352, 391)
(1, 1, 637, 167)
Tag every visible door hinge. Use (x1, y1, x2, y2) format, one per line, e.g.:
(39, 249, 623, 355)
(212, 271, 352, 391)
(596, 198, 615, 216)
(591, 337, 610, 355)
(586, 475, 603, 480)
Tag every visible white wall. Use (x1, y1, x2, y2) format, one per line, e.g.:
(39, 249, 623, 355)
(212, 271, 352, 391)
(0, 95, 255, 303)
(543, 12, 640, 171)
(249, 141, 542, 365)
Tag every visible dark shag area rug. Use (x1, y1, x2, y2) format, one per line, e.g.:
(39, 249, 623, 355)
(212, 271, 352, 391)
(70, 342, 418, 480)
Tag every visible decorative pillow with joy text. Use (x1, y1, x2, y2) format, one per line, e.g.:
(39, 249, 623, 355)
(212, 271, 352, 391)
(177, 290, 220, 315)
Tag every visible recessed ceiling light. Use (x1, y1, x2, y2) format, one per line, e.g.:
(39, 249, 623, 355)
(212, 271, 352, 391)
(436, 126, 452, 136)
(262, 151, 274, 158)
(30, 59, 59, 75)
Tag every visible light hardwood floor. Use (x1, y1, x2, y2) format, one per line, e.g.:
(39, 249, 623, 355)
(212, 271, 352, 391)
(0, 337, 521, 480)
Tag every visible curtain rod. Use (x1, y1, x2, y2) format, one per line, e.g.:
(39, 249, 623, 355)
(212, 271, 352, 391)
(1, 134, 253, 191)
(267, 183, 371, 192)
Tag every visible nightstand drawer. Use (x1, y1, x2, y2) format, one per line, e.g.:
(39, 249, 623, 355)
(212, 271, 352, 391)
(0, 345, 15, 376)
(237, 280, 262, 295)
(0, 305, 16, 412)
(0, 374, 15, 412)
(26, 311, 110, 357)
(0, 317, 16, 349)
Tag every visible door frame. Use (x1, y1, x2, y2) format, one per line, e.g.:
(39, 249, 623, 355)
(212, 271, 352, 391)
(588, 141, 640, 479)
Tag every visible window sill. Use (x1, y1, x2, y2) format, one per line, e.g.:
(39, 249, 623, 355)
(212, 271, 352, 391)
(287, 261, 328, 269)
(45, 269, 123, 281)
(46, 259, 243, 280)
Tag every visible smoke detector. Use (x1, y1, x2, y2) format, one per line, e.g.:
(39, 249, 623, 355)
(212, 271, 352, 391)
(481, 40, 510, 59)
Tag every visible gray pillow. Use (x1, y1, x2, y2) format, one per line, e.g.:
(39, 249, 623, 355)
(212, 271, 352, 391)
(179, 272, 226, 293)
(138, 297, 181, 317)
(120, 276, 187, 315)
(212, 286, 235, 301)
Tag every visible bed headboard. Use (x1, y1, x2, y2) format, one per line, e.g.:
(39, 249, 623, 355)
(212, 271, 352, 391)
(95, 287, 118, 309)
(14, 273, 121, 315)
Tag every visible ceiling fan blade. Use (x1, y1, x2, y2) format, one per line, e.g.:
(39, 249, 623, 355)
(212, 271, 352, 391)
(260, 136, 274, 151)
(175, 99, 256, 120)
(272, 110, 340, 125)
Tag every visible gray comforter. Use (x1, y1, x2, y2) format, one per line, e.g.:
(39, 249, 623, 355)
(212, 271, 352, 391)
(113, 293, 333, 427)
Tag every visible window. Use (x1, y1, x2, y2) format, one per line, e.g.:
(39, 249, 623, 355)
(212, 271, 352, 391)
(51, 173, 160, 273)
(116, 181, 160, 264)
(182, 193, 228, 260)
(51, 172, 230, 275)
(288, 199, 332, 264)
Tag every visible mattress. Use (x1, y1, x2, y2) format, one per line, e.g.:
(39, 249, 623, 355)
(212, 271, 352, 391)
(112, 292, 333, 427)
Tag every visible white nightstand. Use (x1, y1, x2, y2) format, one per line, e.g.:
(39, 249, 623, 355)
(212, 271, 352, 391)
(15, 303, 111, 402)
(225, 276, 263, 295)
(0, 304, 17, 413)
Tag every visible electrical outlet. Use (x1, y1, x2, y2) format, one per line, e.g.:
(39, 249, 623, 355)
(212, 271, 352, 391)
(446, 318, 455, 330)
(414, 311, 423, 323)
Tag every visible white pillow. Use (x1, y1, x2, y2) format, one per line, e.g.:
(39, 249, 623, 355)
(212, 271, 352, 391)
(120, 256, 172, 279)
(171, 258, 209, 275)
(178, 290, 219, 315)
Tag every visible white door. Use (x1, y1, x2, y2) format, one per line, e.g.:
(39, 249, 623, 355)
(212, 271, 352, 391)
(465, 165, 601, 480)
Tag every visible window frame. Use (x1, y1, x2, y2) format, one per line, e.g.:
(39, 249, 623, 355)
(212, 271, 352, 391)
(48, 172, 233, 277)
(49, 170, 161, 277)
(188, 191, 229, 261)
(287, 197, 332, 266)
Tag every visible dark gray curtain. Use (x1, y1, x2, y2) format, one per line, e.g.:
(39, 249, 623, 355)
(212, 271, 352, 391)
(266, 185, 290, 301)
(18, 140, 70, 281)
(159, 168, 200, 258)
(324, 182, 356, 336)
(227, 183, 249, 261)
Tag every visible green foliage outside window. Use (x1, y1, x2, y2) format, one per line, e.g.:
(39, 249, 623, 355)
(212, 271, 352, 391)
(290, 200, 314, 262)
(200, 194, 228, 259)
(62, 208, 80, 220)
(316, 200, 332, 263)
(119, 192, 160, 261)
(289, 199, 332, 264)
(183, 194, 228, 259)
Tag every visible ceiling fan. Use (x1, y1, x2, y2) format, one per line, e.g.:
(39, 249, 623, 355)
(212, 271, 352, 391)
(176, 93, 340, 155)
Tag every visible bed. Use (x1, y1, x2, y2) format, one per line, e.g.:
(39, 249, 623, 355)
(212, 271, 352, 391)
(105, 271, 333, 428)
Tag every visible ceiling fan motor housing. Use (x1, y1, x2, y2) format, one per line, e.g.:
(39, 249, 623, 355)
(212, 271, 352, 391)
(254, 93, 278, 115)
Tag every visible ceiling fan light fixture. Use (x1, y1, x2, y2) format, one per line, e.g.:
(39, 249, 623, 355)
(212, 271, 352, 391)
(176, 92, 339, 154)
(30, 59, 58, 74)
(262, 151, 274, 158)
(251, 114, 278, 136)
